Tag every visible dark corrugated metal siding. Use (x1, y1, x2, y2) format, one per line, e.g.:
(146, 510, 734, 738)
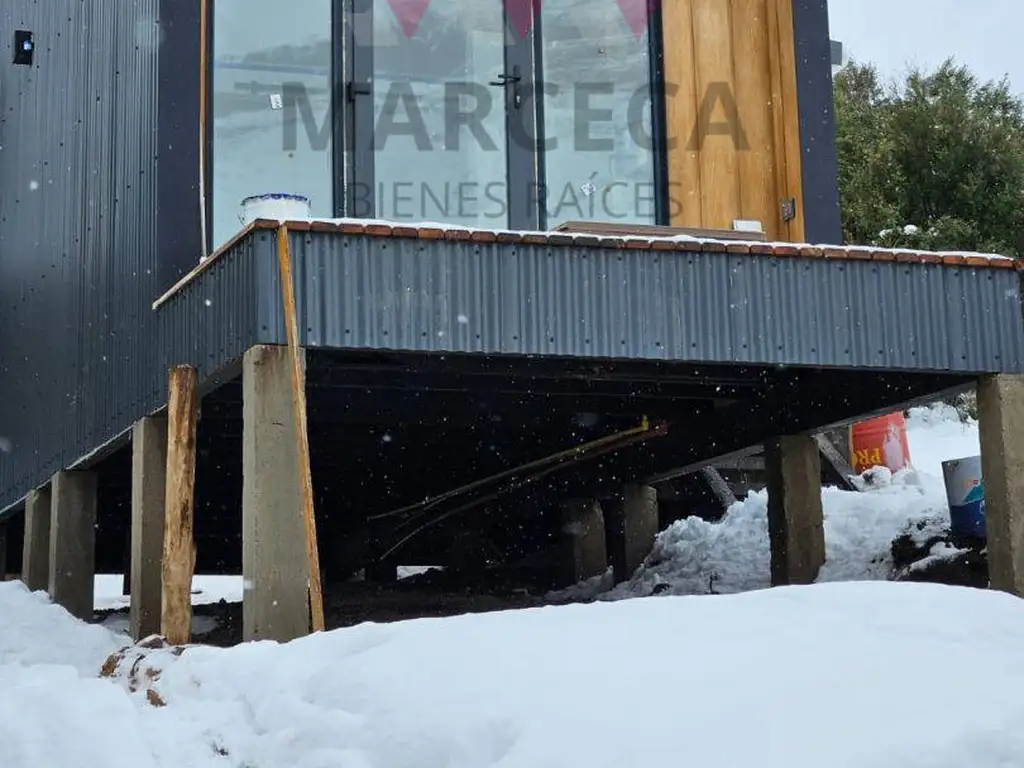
(793, 0, 843, 244)
(157, 238, 262, 383)
(256, 231, 1024, 373)
(0, 0, 161, 512)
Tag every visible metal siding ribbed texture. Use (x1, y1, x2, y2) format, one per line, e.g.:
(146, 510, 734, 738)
(257, 232, 1024, 373)
(0, 0, 161, 512)
(157, 239, 262, 382)
(792, 0, 843, 244)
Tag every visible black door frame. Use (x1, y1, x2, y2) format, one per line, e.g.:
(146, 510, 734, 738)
(339, 0, 539, 229)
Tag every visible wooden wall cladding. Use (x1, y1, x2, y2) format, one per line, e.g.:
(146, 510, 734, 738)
(662, 0, 804, 242)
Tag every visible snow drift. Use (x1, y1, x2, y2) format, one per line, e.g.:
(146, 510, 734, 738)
(5, 577, 1024, 768)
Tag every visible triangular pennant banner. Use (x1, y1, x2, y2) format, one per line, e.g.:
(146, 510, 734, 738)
(385, 0, 431, 38)
(385, 0, 654, 41)
(504, 0, 541, 38)
(614, 0, 655, 40)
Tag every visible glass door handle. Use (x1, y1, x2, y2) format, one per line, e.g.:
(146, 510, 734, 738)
(488, 73, 521, 86)
(489, 66, 523, 108)
(346, 81, 371, 102)
(488, 65, 522, 87)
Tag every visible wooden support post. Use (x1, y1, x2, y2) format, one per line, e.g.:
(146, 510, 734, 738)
(22, 487, 51, 591)
(700, 467, 739, 510)
(161, 366, 198, 645)
(132, 415, 168, 640)
(275, 225, 325, 632)
(814, 433, 859, 492)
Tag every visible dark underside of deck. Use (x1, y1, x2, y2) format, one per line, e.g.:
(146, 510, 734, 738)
(6, 221, 1022, 582)
(81, 350, 971, 582)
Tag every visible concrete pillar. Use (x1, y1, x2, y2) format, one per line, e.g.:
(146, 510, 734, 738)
(559, 498, 607, 586)
(765, 435, 825, 586)
(22, 487, 51, 591)
(242, 345, 311, 642)
(977, 375, 1024, 596)
(48, 471, 98, 620)
(130, 415, 168, 640)
(605, 484, 659, 583)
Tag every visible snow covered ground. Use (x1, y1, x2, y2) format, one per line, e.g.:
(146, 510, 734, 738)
(556, 402, 982, 601)
(95, 575, 244, 612)
(93, 568, 440, 617)
(4, 400, 1023, 768)
(5, 576, 1024, 768)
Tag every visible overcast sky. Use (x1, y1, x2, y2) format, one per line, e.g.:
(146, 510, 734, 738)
(828, 0, 1021, 92)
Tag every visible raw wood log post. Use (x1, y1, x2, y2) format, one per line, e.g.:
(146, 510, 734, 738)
(275, 225, 325, 633)
(161, 365, 199, 645)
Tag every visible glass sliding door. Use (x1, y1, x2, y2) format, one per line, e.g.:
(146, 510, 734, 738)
(539, 0, 657, 226)
(352, 0, 536, 228)
(211, 0, 334, 250)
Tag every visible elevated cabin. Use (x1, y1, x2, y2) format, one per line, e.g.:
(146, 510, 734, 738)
(1, 0, 1023, 639)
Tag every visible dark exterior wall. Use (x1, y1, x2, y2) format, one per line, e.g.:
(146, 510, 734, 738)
(0, 0, 170, 513)
(793, 0, 843, 244)
(158, 0, 204, 287)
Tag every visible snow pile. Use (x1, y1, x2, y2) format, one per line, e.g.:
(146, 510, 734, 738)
(904, 401, 980, 477)
(602, 469, 948, 599)
(0, 582, 122, 675)
(5, 579, 1024, 768)
(0, 582, 149, 768)
(567, 401, 981, 601)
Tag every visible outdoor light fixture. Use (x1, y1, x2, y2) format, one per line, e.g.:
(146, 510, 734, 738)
(830, 39, 843, 70)
(13, 30, 33, 66)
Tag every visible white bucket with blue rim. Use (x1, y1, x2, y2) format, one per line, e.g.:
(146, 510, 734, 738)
(240, 193, 311, 225)
(941, 455, 986, 539)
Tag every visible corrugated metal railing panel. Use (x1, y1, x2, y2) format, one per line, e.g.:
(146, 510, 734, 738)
(157, 237, 263, 384)
(256, 232, 1024, 373)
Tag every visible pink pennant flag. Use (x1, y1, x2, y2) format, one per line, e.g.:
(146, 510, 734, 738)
(615, 0, 656, 40)
(385, 0, 431, 38)
(504, 0, 542, 38)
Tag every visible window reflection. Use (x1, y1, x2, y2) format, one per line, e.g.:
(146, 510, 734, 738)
(369, 0, 510, 227)
(541, 0, 655, 225)
(211, 0, 333, 250)
(208, 1, 659, 239)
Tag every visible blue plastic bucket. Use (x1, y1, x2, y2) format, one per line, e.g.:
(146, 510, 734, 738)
(941, 455, 986, 539)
